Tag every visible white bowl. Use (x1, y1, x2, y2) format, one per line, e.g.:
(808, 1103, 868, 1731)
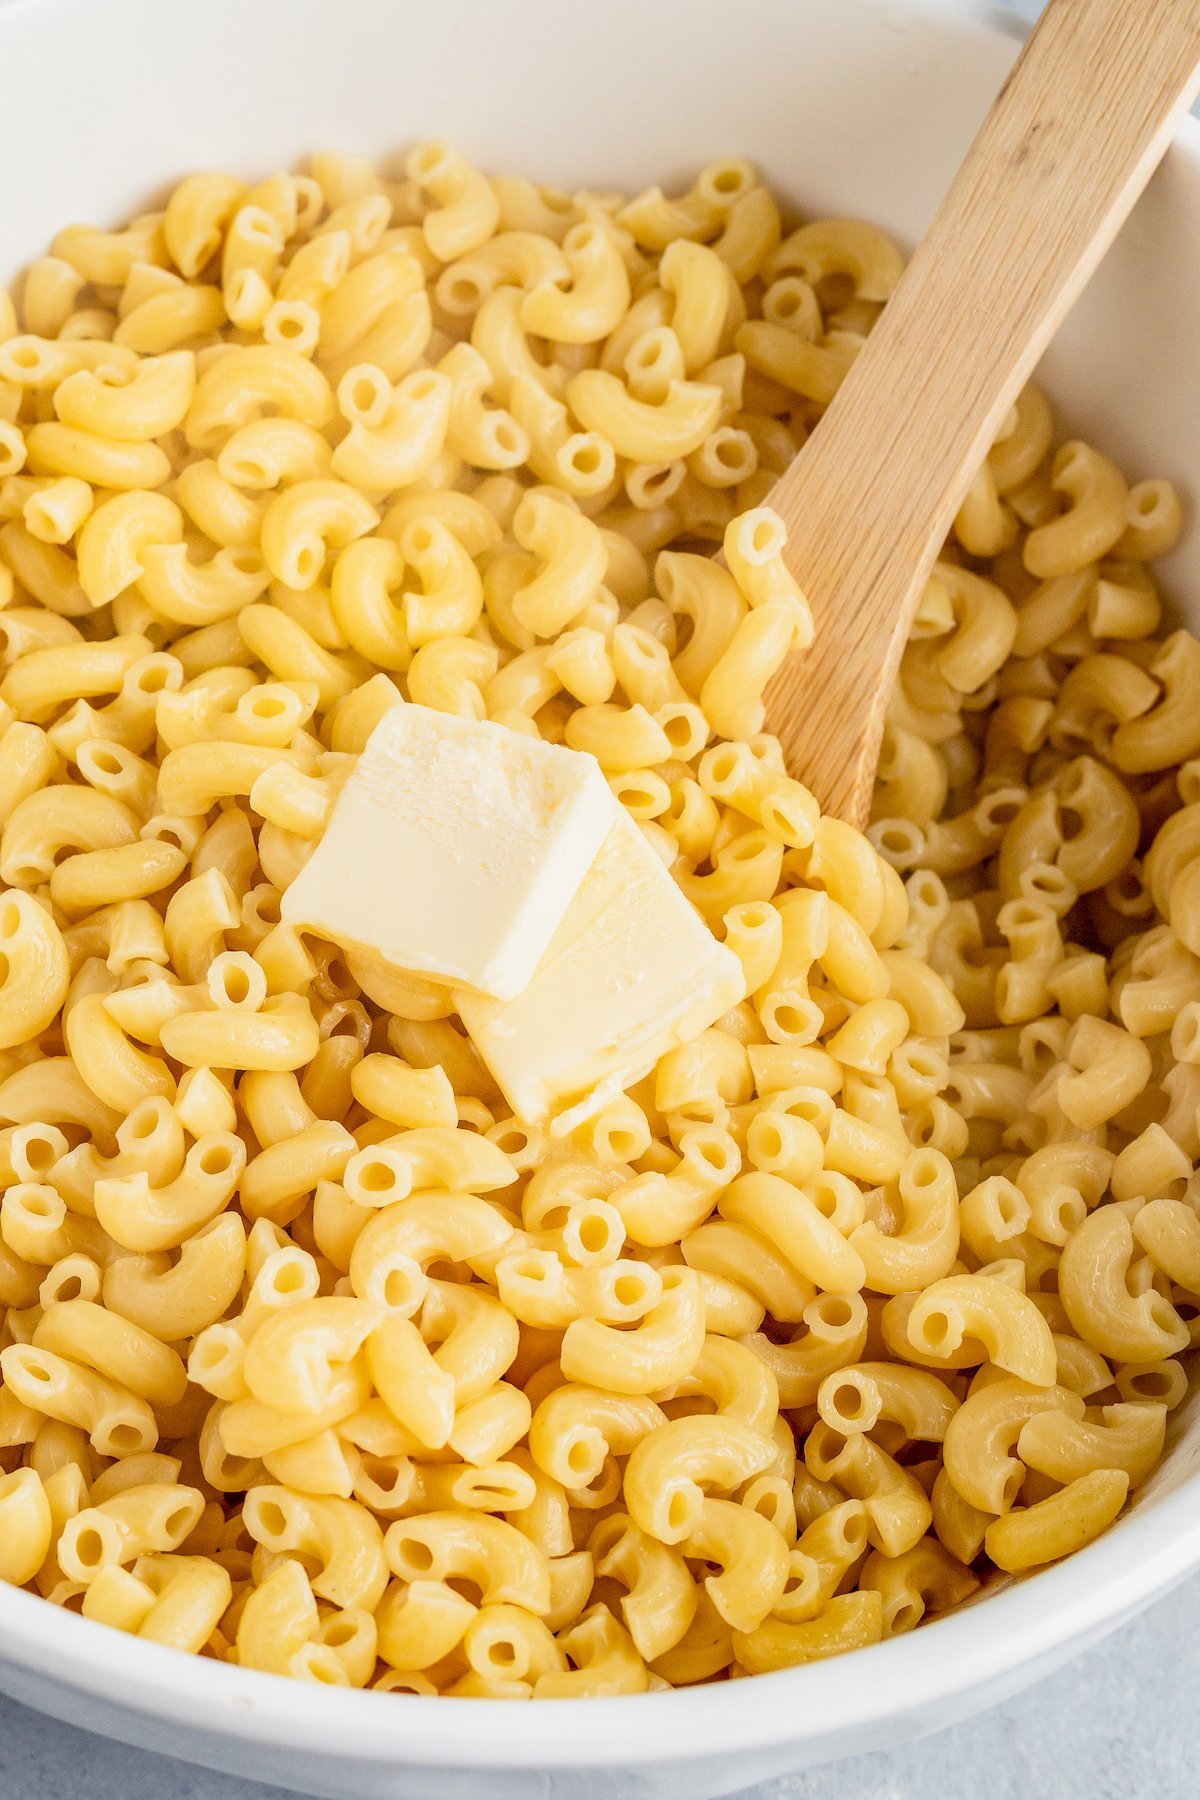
(2, 1, 1200, 1794)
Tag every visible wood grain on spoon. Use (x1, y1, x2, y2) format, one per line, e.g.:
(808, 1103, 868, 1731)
(763, 0, 1200, 828)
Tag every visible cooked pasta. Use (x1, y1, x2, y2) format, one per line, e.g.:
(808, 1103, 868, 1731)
(0, 145, 1193, 1696)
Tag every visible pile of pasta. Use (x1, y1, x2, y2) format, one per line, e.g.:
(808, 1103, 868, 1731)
(0, 144, 1196, 1698)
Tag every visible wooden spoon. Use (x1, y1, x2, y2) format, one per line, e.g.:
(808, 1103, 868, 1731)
(762, 0, 1200, 827)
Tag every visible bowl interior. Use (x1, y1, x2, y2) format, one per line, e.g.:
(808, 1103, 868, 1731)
(1, 0, 1200, 1786)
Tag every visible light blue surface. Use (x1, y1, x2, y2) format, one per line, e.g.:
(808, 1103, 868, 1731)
(4, 0, 1197, 1794)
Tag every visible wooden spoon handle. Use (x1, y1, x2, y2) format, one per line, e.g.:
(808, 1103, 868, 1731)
(764, 0, 1200, 827)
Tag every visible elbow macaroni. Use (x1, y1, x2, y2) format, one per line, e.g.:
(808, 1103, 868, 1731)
(0, 144, 1193, 1699)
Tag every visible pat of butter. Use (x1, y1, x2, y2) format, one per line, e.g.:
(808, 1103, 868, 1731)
(456, 806, 746, 1129)
(281, 703, 613, 1001)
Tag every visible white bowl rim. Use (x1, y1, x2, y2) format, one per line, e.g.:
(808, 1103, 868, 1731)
(2, 1452, 1198, 1769)
(2, 0, 1200, 1774)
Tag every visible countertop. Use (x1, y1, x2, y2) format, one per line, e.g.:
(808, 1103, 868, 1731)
(3, 1, 1196, 1796)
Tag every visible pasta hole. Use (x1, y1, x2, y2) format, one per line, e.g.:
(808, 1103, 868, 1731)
(660, 712, 695, 750)
(223, 966, 251, 1004)
(106, 1423, 142, 1453)
(755, 1123, 784, 1160)
(831, 1382, 864, 1421)
(325, 1008, 361, 1040)
(251, 889, 282, 926)
(73, 1528, 106, 1569)
(361, 1456, 406, 1500)
(698, 1141, 734, 1178)
(257, 1500, 288, 1538)
(491, 1126, 532, 1156)
(979, 796, 1022, 831)
(771, 1005, 808, 1038)
(399, 1536, 435, 1573)
(382, 1268, 414, 1309)
(605, 1129, 642, 1160)
(577, 1215, 610, 1253)
(198, 1144, 234, 1177)
(325, 956, 351, 992)
(569, 443, 601, 476)
(448, 278, 482, 308)
(272, 1262, 306, 1299)
(1109, 869, 1143, 905)
(666, 1491, 692, 1534)
(921, 1309, 951, 1349)
(706, 745, 740, 786)
(566, 1439, 593, 1476)
(1149, 1293, 1182, 1333)
(1057, 1198, 1084, 1234)
(134, 662, 173, 695)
